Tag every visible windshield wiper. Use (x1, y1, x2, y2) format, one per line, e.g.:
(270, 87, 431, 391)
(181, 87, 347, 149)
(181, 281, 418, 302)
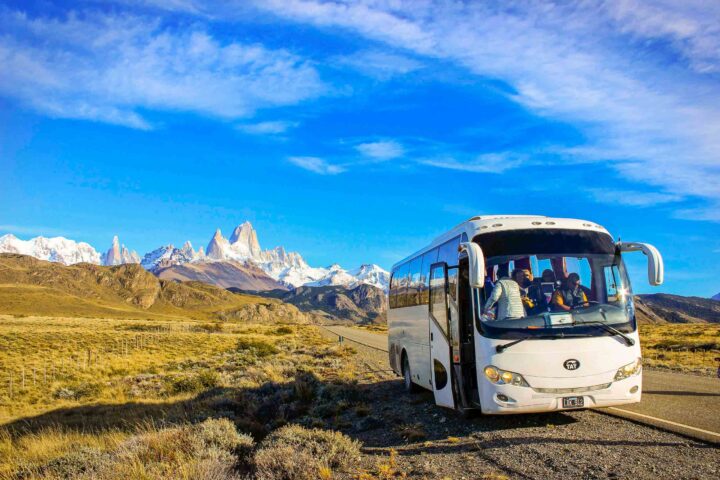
(572, 321, 635, 346)
(496, 333, 592, 353)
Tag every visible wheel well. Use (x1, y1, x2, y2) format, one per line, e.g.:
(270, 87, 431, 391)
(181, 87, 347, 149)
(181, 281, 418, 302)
(400, 349, 408, 373)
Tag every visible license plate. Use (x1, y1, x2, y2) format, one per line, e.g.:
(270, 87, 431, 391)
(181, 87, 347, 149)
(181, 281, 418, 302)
(562, 396, 584, 408)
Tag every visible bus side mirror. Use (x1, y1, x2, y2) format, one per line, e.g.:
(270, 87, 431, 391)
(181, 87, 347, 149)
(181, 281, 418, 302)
(460, 242, 485, 288)
(617, 241, 664, 286)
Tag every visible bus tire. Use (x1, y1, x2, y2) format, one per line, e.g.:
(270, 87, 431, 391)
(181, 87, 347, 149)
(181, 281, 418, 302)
(402, 353, 419, 393)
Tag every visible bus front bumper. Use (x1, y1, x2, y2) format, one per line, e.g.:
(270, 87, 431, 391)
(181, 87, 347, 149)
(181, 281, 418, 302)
(479, 376, 642, 414)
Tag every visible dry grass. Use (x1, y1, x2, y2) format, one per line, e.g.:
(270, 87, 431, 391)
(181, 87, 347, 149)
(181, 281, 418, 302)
(640, 323, 720, 375)
(0, 314, 368, 479)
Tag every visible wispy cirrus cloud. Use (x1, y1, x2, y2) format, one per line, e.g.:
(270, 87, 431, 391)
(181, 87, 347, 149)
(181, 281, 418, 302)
(334, 50, 423, 80)
(288, 156, 344, 175)
(586, 188, 683, 208)
(355, 140, 405, 160)
(0, 9, 325, 129)
(236, 120, 299, 135)
(420, 152, 526, 174)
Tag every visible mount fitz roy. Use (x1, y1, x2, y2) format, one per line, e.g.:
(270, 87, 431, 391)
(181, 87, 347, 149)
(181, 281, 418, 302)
(0, 222, 389, 291)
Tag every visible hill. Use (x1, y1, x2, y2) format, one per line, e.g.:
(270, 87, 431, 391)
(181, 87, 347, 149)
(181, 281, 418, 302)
(636, 293, 720, 324)
(234, 283, 387, 324)
(154, 260, 285, 291)
(0, 254, 306, 322)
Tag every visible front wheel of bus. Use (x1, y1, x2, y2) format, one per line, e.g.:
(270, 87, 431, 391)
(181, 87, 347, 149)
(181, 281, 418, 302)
(402, 355, 418, 393)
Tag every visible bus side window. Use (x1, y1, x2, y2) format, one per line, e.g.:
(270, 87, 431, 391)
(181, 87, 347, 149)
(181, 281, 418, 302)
(396, 263, 410, 308)
(420, 248, 439, 305)
(408, 256, 423, 307)
(389, 271, 397, 309)
(438, 236, 461, 301)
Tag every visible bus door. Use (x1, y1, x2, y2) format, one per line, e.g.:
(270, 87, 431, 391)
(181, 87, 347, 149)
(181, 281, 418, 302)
(428, 262, 455, 408)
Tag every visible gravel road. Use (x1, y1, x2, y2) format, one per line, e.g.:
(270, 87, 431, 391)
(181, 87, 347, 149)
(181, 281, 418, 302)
(319, 325, 720, 479)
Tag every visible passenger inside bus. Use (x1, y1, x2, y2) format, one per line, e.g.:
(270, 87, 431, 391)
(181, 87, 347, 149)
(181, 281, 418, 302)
(482, 271, 526, 320)
(513, 268, 537, 315)
(551, 272, 589, 311)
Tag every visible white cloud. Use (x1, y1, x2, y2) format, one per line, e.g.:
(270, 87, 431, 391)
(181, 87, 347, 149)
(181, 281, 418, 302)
(0, 10, 326, 128)
(586, 188, 683, 208)
(355, 140, 404, 160)
(673, 202, 720, 222)
(334, 50, 423, 79)
(288, 156, 344, 175)
(605, 0, 720, 74)
(421, 152, 525, 174)
(254, 0, 720, 217)
(236, 120, 299, 134)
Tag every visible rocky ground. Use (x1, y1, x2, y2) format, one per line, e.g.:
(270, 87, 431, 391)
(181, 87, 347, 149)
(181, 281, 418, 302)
(325, 334, 720, 479)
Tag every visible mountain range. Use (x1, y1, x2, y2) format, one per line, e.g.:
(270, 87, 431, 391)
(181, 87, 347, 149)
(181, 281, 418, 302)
(0, 222, 389, 292)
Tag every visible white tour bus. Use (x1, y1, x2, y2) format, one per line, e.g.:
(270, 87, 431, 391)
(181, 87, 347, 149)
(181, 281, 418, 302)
(387, 215, 663, 414)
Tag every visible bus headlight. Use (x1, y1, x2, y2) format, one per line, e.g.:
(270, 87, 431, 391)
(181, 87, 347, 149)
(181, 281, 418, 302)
(484, 365, 529, 387)
(614, 358, 642, 381)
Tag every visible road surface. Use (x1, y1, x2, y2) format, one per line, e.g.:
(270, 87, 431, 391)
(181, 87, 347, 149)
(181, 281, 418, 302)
(323, 324, 720, 444)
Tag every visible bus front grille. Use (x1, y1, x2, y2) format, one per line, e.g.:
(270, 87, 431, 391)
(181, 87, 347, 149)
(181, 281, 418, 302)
(532, 383, 612, 394)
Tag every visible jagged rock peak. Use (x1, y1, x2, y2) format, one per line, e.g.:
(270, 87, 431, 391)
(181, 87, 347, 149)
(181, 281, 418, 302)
(102, 235, 139, 266)
(228, 221, 262, 258)
(206, 229, 230, 260)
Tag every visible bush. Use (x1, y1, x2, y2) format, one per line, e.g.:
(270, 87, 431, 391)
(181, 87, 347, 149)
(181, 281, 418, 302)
(194, 322, 225, 333)
(194, 417, 255, 460)
(254, 424, 361, 480)
(273, 326, 294, 335)
(52, 381, 103, 400)
(19, 446, 110, 479)
(165, 370, 220, 395)
(237, 338, 279, 358)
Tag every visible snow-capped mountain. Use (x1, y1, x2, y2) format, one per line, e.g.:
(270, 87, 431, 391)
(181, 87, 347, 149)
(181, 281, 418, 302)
(0, 223, 390, 291)
(197, 222, 390, 290)
(348, 264, 391, 290)
(0, 234, 101, 265)
(102, 235, 140, 266)
(141, 241, 205, 271)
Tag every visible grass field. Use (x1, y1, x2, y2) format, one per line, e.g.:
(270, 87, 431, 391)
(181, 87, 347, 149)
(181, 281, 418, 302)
(0, 314, 367, 479)
(640, 323, 720, 375)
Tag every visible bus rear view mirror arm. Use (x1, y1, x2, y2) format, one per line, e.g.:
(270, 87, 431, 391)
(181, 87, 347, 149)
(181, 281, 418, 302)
(460, 242, 485, 288)
(617, 241, 664, 286)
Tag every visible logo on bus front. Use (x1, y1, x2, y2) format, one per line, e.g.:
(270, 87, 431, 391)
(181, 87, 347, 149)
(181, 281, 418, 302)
(564, 359, 580, 370)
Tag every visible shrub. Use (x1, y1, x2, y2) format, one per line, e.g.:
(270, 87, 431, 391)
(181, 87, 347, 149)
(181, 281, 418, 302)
(254, 424, 361, 480)
(273, 326, 294, 335)
(165, 370, 220, 395)
(52, 382, 102, 401)
(194, 417, 255, 460)
(237, 338, 279, 358)
(194, 322, 225, 333)
(19, 446, 110, 479)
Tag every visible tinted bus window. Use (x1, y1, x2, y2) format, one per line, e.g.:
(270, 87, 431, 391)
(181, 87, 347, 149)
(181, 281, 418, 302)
(438, 236, 460, 300)
(396, 262, 410, 308)
(389, 270, 398, 309)
(408, 256, 423, 307)
(420, 248, 438, 304)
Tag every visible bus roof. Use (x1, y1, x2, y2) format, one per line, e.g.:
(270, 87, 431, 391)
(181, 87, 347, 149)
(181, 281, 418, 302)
(391, 215, 612, 270)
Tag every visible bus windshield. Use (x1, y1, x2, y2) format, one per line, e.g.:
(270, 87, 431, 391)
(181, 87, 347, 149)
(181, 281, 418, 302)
(474, 229, 636, 339)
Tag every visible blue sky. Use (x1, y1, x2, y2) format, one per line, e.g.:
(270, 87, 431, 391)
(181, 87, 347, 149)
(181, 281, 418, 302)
(1, 0, 719, 297)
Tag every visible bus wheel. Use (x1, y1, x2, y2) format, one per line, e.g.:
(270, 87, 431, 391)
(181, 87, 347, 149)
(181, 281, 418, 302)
(402, 355, 418, 393)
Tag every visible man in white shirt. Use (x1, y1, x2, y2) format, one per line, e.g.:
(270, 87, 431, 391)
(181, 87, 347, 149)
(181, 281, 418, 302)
(483, 271, 526, 320)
